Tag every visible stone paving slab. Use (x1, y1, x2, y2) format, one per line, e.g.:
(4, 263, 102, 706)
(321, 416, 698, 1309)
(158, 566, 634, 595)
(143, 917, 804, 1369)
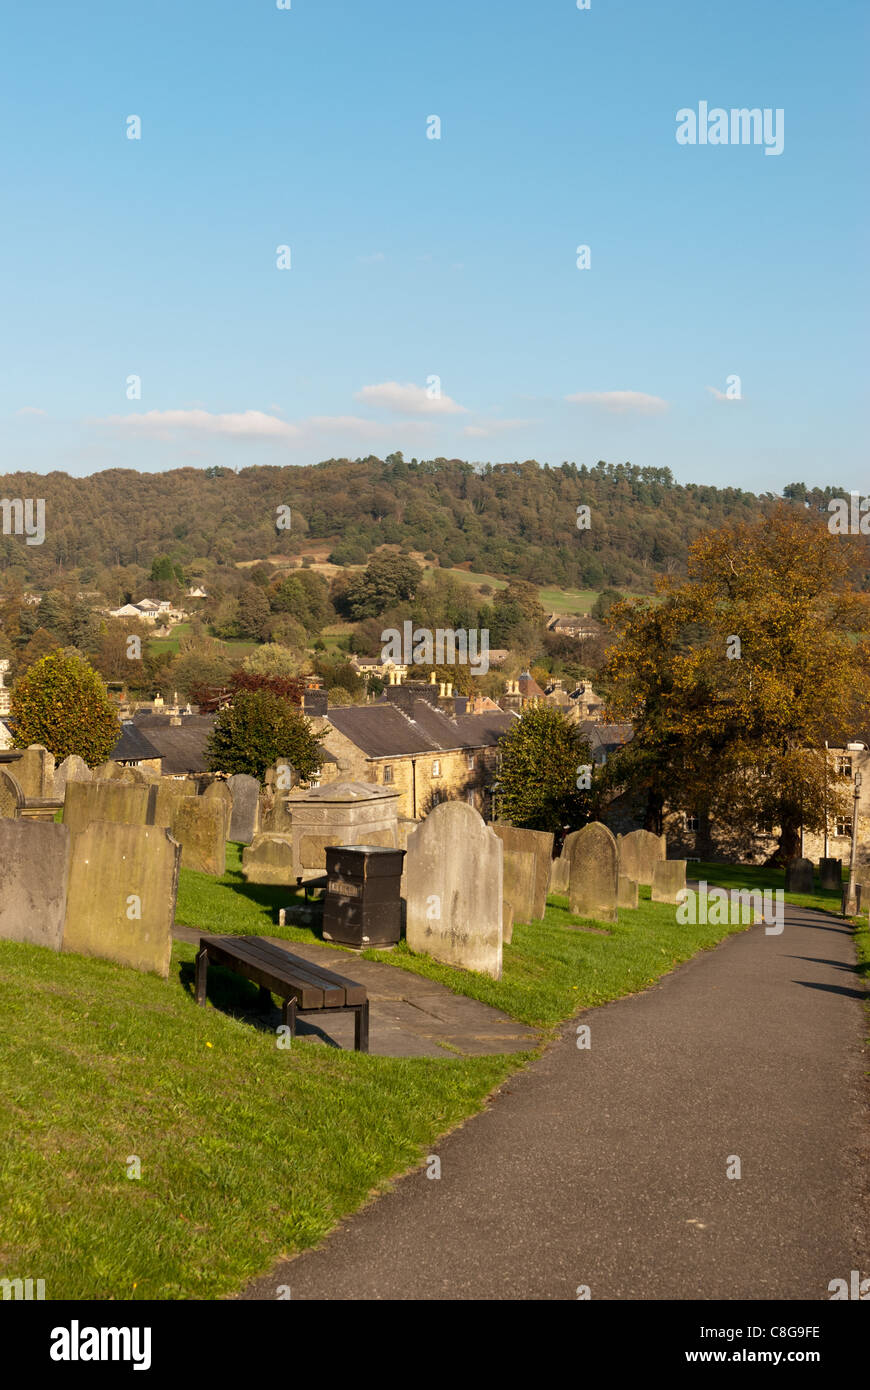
(172, 924, 539, 1057)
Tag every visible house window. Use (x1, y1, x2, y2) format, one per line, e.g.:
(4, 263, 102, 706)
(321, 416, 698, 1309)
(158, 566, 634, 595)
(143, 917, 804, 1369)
(685, 812, 699, 833)
(835, 756, 853, 779)
(467, 754, 475, 771)
(466, 789, 476, 806)
(835, 816, 852, 837)
(432, 760, 441, 777)
(383, 765, 393, 784)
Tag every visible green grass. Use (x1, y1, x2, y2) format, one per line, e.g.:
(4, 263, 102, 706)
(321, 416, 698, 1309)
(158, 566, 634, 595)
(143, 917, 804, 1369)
(0, 851, 761, 1300)
(0, 938, 513, 1300)
(693, 860, 850, 919)
(177, 850, 750, 1030)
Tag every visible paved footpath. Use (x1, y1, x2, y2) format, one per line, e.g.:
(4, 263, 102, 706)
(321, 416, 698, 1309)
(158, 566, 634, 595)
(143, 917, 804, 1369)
(241, 904, 869, 1300)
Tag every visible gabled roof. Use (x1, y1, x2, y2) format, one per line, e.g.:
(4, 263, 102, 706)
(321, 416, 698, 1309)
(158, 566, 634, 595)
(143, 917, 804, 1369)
(131, 714, 215, 773)
(111, 724, 161, 763)
(326, 701, 516, 759)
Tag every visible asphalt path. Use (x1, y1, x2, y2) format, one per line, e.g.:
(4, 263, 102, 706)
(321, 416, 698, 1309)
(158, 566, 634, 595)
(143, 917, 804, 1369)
(241, 901, 868, 1300)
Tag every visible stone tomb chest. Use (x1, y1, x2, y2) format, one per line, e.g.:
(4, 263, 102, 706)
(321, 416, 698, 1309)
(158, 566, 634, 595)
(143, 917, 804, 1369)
(285, 781, 399, 881)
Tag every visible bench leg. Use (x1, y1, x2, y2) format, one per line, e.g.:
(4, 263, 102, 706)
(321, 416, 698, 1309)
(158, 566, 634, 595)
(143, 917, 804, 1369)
(195, 947, 208, 1006)
(258, 985, 273, 1012)
(282, 995, 297, 1040)
(354, 1000, 370, 1054)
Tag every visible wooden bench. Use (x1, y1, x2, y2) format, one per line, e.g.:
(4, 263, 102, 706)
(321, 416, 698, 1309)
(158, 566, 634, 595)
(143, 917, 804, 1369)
(194, 935, 370, 1052)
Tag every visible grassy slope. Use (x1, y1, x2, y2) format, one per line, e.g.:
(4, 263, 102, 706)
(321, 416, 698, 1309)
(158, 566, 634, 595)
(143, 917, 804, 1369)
(1, 851, 756, 1300)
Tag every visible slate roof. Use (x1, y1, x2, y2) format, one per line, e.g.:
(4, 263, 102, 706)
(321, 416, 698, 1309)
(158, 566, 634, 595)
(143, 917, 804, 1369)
(579, 720, 634, 759)
(131, 714, 215, 773)
(326, 701, 516, 759)
(111, 724, 162, 763)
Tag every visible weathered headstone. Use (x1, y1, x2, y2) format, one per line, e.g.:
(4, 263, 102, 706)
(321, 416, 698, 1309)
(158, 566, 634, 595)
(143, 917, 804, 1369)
(170, 797, 226, 876)
(241, 833, 296, 884)
(149, 779, 194, 829)
(818, 857, 842, 892)
(492, 824, 554, 920)
(259, 786, 294, 834)
(405, 802, 503, 978)
(617, 829, 666, 886)
(93, 760, 127, 781)
(651, 859, 688, 903)
(62, 822, 180, 977)
(0, 770, 25, 819)
(549, 854, 569, 896)
(565, 822, 619, 924)
(502, 900, 514, 947)
(63, 780, 156, 835)
(227, 774, 260, 844)
(14, 745, 56, 799)
(53, 755, 92, 801)
(0, 821, 71, 949)
(501, 845, 537, 929)
(202, 780, 233, 841)
(784, 857, 814, 893)
(618, 874, 639, 909)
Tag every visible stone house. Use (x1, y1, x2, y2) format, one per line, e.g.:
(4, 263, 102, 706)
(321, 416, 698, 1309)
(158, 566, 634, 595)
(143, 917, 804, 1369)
(313, 679, 517, 820)
(662, 741, 870, 870)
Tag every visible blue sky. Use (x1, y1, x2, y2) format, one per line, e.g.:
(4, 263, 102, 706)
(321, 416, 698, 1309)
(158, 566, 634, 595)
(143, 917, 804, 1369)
(0, 0, 866, 491)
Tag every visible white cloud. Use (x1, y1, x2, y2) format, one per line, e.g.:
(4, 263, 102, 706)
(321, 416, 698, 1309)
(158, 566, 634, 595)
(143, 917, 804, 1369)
(706, 386, 742, 402)
(354, 381, 468, 416)
(357, 252, 386, 264)
(95, 407, 427, 446)
(16, 406, 46, 416)
(565, 390, 669, 415)
(99, 409, 301, 441)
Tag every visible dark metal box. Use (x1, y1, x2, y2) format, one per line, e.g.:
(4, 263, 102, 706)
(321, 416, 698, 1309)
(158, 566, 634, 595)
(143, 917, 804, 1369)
(322, 844, 406, 948)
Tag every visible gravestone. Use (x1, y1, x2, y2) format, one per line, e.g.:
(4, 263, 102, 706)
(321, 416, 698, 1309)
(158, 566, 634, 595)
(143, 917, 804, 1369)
(228, 774, 260, 844)
(14, 745, 56, 799)
(500, 845, 537, 929)
(784, 857, 814, 893)
(241, 833, 295, 884)
(502, 901, 514, 947)
(492, 824, 554, 921)
(202, 780, 233, 841)
(62, 822, 180, 977)
(651, 859, 688, 903)
(93, 761, 127, 781)
(405, 801, 503, 978)
(0, 770, 25, 819)
(53, 755, 92, 801)
(259, 786, 294, 834)
(149, 779, 194, 829)
(565, 822, 619, 924)
(170, 797, 226, 876)
(818, 857, 842, 891)
(618, 874, 639, 909)
(63, 780, 156, 835)
(0, 821, 71, 949)
(617, 829, 666, 886)
(549, 854, 570, 896)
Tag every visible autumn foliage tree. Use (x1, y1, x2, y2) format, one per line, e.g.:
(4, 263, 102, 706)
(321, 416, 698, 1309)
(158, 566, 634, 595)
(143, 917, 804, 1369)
(11, 650, 121, 766)
(603, 507, 870, 862)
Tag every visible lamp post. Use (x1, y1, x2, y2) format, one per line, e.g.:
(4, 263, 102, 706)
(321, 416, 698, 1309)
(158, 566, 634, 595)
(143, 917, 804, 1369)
(842, 769, 862, 916)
